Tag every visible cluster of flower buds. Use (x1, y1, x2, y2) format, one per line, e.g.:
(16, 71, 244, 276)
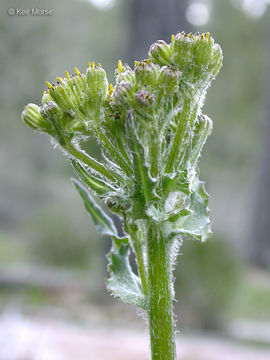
(110, 59, 182, 125)
(22, 32, 223, 229)
(22, 62, 108, 143)
(149, 32, 223, 85)
(22, 33, 223, 327)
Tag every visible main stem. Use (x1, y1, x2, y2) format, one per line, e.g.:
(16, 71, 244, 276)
(147, 221, 176, 360)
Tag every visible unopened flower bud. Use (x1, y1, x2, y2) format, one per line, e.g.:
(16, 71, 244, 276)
(135, 89, 154, 106)
(171, 32, 223, 82)
(40, 101, 62, 121)
(148, 40, 172, 66)
(46, 81, 75, 113)
(134, 61, 158, 86)
(41, 91, 53, 105)
(40, 101, 67, 145)
(115, 63, 135, 84)
(192, 33, 213, 68)
(171, 32, 193, 74)
(113, 82, 134, 107)
(86, 63, 108, 100)
(209, 44, 223, 78)
(157, 66, 181, 94)
(66, 70, 87, 106)
(22, 103, 53, 133)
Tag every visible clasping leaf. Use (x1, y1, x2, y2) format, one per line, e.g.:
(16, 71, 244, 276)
(72, 178, 146, 308)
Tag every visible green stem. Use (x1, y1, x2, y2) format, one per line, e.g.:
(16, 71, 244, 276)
(97, 129, 133, 177)
(65, 144, 119, 183)
(131, 233, 148, 295)
(165, 99, 191, 174)
(125, 219, 148, 295)
(147, 222, 176, 360)
(150, 130, 160, 178)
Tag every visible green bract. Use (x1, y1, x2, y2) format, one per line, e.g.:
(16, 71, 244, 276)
(22, 32, 223, 360)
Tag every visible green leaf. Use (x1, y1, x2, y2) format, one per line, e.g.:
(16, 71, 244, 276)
(162, 169, 191, 197)
(174, 176, 212, 242)
(106, 241, 146, 309)
(73, 179, 145, 308)
(72, 179, 118, 237)
(72, 160, 116, 196)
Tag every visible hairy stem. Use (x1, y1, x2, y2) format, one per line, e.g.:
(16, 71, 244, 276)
(147, 221, 176, 360)
(133, 238, 148, 295)
(65, 144, 120, 183)
(97, 129, 133, 176)
(125, 219, 148, 295)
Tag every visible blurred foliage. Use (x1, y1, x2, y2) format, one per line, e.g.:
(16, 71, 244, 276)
(175, 237, 242, 330)
(26, 209, 95, 269)
(231, 276, 270, 322)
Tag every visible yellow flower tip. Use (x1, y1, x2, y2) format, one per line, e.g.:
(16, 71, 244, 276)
(201, 33, 206, 40)
(91, 61, 95, 70)
(188, 32, 193, 39)
(146, 59, 150, 64)
(171, 34, 175, 43)
(56, 77, 64, 82)
(46, 81, 53, 90)
(42, 91, 47, 97)
(181, 32, 186, 39)
(107, 83, 114, 98)
(117, 59, 123, 73)
(74, 67, 81, 76)
(87, 61, 91, 68)
(206, 32, 210, 41)
(65, 71, 70, 80)
(134, 60, 139, 67)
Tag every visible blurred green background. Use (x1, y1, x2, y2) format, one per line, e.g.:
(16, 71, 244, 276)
(0, 0, 270, 358)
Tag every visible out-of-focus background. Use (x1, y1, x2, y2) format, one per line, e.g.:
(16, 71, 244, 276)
(0, 0, 270, 359)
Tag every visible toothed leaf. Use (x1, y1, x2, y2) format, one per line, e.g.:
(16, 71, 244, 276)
(177, 176, 212, 242)
(106, 242, 146, 309)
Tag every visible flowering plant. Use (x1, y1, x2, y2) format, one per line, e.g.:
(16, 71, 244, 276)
(22, 32, 222, 360)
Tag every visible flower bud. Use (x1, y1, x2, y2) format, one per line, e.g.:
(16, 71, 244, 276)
(22, 103, 53, 133)
(113, 82, 134, 107)
(41, 91, 53, 105)
(193, 33, 213, 68)
(171, 32, 193, 74)
(157, 66, 181, 95)
(40, 101, 62, 121)
(148, 40, 172, 66)
(115, 62, 135, 84)
(105, 197, 131, 214)
(46, 81, 75, 113)
(171, 32, 223, 82)
(40, 101, 67, 145)
(208, 44, 223, 78)
(66, 71, 87, 107)
(134, 61, 158, 86)
(135, 89, 154, 106)
(86, 63, 108, 100)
